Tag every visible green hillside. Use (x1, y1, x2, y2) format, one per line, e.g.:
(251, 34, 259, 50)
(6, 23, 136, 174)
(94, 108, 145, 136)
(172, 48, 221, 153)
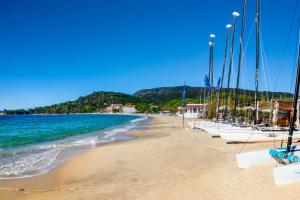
(2, 86, 293, 114)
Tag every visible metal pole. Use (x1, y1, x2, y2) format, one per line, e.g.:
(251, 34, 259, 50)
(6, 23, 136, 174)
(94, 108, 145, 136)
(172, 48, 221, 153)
(254, 0, 260, 125)
(297, 100, 300, 127)
(224, 12, 240, 120)
(287, 28, 300, 153)
(182, 83, 186, 128)
(209, 34, 215, 119)
(233, 0, 246, 121)
(217, 24, 232, 120)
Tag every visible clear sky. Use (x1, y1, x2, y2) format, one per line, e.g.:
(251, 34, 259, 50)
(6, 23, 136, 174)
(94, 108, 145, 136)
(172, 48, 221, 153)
(0, 0, 299, 109)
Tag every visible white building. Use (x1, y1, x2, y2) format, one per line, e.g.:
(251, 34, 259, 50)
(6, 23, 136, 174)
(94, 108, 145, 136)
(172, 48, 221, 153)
(122, 105, 137, 114)
(177, 103, 207, 119)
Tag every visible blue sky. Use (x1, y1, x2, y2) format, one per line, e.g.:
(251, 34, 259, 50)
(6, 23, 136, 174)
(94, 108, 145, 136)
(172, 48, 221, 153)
(0, 0, 299, 109)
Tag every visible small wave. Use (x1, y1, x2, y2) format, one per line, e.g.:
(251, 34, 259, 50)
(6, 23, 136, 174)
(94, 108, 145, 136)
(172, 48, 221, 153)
(103, 125, 136, 139)
(0, 117, 144, 179)
(0, 149, 60, 178)
(130, 116, 148, 123)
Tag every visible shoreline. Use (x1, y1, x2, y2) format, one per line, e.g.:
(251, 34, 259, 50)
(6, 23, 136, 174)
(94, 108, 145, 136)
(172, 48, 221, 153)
(2, 116, 300, 199)
(0, 114, 149, 180)
(0, 115, 158, 200)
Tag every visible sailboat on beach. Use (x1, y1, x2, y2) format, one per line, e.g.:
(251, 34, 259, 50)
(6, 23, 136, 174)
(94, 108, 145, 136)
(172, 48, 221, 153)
(196, 1, 254, 137)
(236, 23, 300, 184)
(197, 0, 300, 143)
(219, 0, 300, 143)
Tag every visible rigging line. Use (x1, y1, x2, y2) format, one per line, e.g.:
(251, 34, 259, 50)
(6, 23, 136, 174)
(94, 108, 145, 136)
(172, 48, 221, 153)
(239, 129, 256, 153)
(243, 16, 256, 107)
(259, 27, 273, 93)
(240, 40, 250, 109)
(241, 29, 253, 117)
(240, 17, 255, 110)
(242, 40, 251, 91)
(242, 53, 251, 100)
(244, 17, 256, 53)
(289, 33, 300, 95)
(259, 30, 270, 105)
(260, 34, 274, 99)
(241, 61, 247, 108)
(216, 60, 225, 81)
(290, 19, 300, 94)
(260, 43, 270, 106)
(280, 22, 300, 148)
(274, 0, 300, 92)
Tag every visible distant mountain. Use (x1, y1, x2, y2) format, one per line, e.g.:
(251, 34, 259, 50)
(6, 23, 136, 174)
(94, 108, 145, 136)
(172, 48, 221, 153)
(133, 86, 293, 103)
(133, 86, 205, 103)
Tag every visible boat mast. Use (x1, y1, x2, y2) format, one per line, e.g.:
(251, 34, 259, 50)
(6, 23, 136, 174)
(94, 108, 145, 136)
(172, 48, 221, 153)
(224, 11, 240, 120)
(208, 34, 215, 119)
(233, 0, 247, 121)
(286, 28, 300, 154)
(254, 0, 260, 125)
(216, 24, 232, 120)
(209, 34, 215, 88)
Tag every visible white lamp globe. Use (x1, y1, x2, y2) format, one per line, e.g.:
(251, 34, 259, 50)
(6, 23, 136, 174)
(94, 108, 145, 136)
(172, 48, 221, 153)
(226, 24, 232, 29)
(232, 11, 240, 17)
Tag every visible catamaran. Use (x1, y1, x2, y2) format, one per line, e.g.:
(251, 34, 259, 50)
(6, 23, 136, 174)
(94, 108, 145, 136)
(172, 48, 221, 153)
(219, 0, 300, 143)
(236, 0, 300, 185)
(190, 9, 240, 135)
(192, 0, 298, 144)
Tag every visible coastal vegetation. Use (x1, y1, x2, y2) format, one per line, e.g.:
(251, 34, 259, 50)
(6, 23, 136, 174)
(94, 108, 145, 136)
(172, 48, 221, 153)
(2, 86, 293, 115)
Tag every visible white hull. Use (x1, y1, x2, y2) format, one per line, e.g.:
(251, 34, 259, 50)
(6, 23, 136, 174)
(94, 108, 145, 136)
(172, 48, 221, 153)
(190, 120, 252, 137)
(201, 123, 231, 136)
(220, 130, 300, 143)
(273, 163, 300, 185)
(236, 148, 300, 185)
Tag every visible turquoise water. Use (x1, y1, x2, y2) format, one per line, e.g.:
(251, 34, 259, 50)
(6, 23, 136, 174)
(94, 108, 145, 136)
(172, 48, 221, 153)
(0, 114, 139, 149)
(0, 114, 146, 178)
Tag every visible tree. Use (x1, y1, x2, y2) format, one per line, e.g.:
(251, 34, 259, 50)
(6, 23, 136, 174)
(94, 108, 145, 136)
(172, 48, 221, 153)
(136, 103, 150, 113)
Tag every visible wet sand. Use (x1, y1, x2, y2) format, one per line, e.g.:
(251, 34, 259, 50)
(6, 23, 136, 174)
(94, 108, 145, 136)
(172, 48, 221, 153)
(1, 115, 300, 200)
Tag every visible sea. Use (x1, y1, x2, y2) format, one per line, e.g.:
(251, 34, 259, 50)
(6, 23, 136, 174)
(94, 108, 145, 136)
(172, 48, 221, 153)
(0, 114, 148, 179)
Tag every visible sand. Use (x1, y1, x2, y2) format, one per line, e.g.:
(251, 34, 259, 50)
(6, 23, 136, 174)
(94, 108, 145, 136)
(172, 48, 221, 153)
(1, 115, 300, 200)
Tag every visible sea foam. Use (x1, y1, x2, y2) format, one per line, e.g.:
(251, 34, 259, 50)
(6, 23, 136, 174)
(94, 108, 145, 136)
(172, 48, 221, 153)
(0, 115, 144, 179)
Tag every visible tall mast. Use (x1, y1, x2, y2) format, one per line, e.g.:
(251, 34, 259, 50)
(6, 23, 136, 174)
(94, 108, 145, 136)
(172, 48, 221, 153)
(209, 34, 215, 88)
(208, 34, 215, 119)
(224, 11, 240, 120)
(287, 28, 300, 153)
(216, 24, 232, 120)
(233, 0, 247, 120)
(254, 0, 260, 125)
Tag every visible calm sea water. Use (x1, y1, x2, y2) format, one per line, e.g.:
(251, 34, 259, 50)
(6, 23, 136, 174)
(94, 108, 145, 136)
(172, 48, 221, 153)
(0, 114, 147, 179)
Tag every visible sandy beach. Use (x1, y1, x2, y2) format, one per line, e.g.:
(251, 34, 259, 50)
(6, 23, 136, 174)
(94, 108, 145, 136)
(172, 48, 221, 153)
(1, 115, 300, 200)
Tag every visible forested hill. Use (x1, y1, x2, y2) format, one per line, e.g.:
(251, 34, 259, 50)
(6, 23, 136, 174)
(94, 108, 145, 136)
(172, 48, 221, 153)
(4, 92, 147, 114)
(133, 86, 293, 103)
(2, 86, 294, 114)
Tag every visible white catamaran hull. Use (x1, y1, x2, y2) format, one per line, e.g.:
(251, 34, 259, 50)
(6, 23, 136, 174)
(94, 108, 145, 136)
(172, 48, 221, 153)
(273, 163, 300, 185)
(220, 130, 300, 143)
(236, 148, 300, 185)
(191, 120, 253, 137)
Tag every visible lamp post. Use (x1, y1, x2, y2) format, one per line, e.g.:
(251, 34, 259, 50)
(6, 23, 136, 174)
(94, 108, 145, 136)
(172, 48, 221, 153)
(216, 24, 232, 120)
(224, 11, 240, 120)
(233, 0, 247, 121)
(254, 0, 260, 125)
(208, 34, 215, 119)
